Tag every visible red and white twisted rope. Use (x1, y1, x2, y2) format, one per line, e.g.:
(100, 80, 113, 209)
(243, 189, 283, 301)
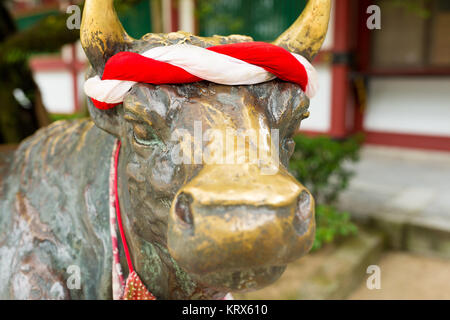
(85, 42, 318, 110)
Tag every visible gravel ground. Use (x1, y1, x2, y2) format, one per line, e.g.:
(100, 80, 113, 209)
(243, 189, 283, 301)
(338, 146, 450, 232)
(348, 252, 450, 300)
(234, 245, 336, 300)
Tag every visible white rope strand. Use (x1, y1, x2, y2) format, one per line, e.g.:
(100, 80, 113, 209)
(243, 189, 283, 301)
(84, 44, 318, 104)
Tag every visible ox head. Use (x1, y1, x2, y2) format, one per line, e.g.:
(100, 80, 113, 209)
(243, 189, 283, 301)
(81, 0, 330, 296)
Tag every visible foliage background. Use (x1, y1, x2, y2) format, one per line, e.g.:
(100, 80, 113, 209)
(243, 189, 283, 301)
(289, 134, 362, 250)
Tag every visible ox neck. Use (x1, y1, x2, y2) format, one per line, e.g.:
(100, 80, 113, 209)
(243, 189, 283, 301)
(112, 140, 134, 275)
(111, 139, 229, 300)
(110, 140, 155, 300)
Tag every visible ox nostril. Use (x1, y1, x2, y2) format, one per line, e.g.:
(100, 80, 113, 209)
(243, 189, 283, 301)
(174, 193, 194, 229)
(293, 190, 312, 236)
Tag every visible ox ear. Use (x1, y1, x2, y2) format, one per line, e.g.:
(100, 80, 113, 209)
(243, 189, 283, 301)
(85, 64, 122, 136)
(87, 99, 122, 137)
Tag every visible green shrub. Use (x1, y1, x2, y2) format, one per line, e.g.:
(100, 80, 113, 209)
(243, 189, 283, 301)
(311, 205, 358, 251)
(290, 134, 362, 204)
(49, 112, 87, 123)
(289, 134, 363, 251)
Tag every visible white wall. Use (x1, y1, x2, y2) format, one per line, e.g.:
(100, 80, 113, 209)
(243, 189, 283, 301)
(78, 71, 87, 110)
(300, 65, 332, 132)
(365, 78, 450, 137)
(179, 0, 195, 33)
(34, 71, 74, 114)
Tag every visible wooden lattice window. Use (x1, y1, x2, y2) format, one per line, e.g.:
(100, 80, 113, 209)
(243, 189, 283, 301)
(371, 0, 450, 70)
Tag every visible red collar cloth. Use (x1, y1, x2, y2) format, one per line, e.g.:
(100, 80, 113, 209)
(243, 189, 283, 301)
(109, 140, 156, 300)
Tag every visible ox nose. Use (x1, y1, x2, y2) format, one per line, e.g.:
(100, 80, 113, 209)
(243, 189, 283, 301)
(167, 164, 315, 276)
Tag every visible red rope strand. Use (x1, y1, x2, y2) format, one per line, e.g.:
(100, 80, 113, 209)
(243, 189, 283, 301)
(113, 140, 134, 274)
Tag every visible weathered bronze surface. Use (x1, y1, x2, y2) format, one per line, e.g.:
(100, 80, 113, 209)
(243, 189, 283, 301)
(0, 0, 330, 299)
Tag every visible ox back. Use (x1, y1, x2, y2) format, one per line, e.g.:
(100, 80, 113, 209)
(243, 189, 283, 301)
(0, 119, 115, 299)
(0, 0, 332, 300)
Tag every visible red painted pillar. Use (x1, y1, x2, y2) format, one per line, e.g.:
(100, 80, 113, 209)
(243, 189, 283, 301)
(353, 0, 372, 133)
(171, 0, 179, 31)
(329, 0, 352, 138)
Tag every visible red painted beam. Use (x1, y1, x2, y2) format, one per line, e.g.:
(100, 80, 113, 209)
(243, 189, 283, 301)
(29, 57, 85, 72)
(364, 131, 450, 152)
(296, 129, 329, 137)
(297, 129, 450, 152)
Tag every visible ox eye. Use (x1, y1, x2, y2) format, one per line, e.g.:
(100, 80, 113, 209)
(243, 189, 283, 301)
(133, 123, 160, 147)
(283, 138, 295, 158)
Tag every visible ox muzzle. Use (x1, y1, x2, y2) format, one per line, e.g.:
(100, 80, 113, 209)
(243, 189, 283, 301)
(168, 163, 315, 292)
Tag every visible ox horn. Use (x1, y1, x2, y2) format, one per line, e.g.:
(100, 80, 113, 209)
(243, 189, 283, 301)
(81, 0, 133, 73)
(273, 0, 331, 62)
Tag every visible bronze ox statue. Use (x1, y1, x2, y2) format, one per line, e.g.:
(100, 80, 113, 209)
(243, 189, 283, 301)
(0, 0, 330, 299)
